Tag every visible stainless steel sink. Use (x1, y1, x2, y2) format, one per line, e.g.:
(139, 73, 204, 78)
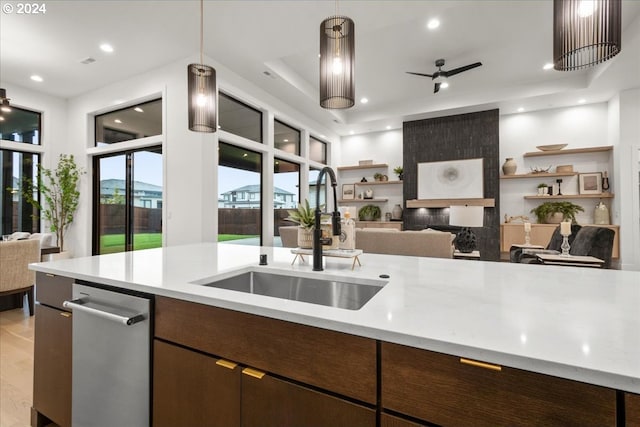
(197, 271, 386, 310)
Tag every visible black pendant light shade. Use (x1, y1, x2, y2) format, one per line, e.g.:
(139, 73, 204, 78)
(188, 63, 217, 132)
(553, 0, 621, 71)
(319, 15, 355, 109)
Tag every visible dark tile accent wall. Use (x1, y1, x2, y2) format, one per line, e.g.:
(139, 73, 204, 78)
(403, 109, 500, 261)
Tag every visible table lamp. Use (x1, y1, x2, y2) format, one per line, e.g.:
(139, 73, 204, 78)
(449, 205, 484, 253)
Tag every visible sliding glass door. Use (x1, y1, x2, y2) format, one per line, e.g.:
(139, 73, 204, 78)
(94, 147, 162, 254)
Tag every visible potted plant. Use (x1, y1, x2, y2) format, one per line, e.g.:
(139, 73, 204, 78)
(393, 166, 404, 180)
(286, 199, 318, 248)
(373, 172, 384, 182)
(537, 182, 549, 196)
(358, 204, 381, 221)
(21, 154, 84, 255)
(530, 201, 584, 224)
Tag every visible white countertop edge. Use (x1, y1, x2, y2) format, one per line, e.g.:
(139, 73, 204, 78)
(30, 262, 640, 395)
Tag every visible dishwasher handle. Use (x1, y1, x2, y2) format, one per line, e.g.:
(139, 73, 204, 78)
(63, 298, 146, 326)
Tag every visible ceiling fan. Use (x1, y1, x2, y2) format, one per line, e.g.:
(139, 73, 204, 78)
(406, 59, 482, 93)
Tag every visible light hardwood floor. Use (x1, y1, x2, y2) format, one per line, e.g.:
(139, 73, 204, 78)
(0, 306, 34, 427)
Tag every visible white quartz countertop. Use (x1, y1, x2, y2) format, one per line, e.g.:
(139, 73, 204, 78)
(31, 243, 640, 393)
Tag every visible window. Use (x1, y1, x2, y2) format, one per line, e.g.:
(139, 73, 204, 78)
(0, 106, 41, 145)
(0, 150, 39, 235)
(93, 146, 163, 254)
(274, 159, 300, 245)
(219, 93, 263, 143)
(274, 120, 300, 155)
(218, 142, 262, 245)
(309, 136, 327, 164)
(308, 167, 326, 209)
(95, 99, 162, 146)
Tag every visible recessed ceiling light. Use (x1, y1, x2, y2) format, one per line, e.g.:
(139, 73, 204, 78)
(320, 134, 326, 138)
(517, 107, 525, 113)
(134, 107, 144, 113)
(427, 19, 440, 30)
(283, 139, 289, 142)
(386, 125, 391, 130)
(440, 82, 449, 89)
(114, 119, 122, 124)
(30, 75, 43, 82)
(242, 153, 248, 157)
(0, 116, 4, 122)
(360, 97, 368, 104)
(100, 43, 114, 53)
(349, 130, 355, 135)
(578, 99, 586, 104)
(543, 63, 554, 70)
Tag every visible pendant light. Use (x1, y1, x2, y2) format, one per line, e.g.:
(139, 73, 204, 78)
(188, 0, 217, 132)
(553, 0, 621, 71)
(319, 0, 355, 109)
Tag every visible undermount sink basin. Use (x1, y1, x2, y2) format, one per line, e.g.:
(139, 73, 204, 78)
(195, 270, 387, 310)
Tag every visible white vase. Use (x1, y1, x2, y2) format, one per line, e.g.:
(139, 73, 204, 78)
(297, 228, 313, 249)
(391, 204, 403, 220)
(594, 202, 610, 225)
(502, 158, 517, 175)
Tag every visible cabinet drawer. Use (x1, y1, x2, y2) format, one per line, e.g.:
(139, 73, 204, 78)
(381, 342, 616, 427)
(628, 393, 640, 427)
(155, 296, 377, 404)
(241, 368, 375, 427)
(35, 272, 73, 310)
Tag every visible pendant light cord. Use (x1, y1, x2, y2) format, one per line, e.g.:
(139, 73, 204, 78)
(199, 0, 204, 65)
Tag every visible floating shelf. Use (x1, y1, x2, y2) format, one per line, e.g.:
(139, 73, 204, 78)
(523, 145, 612, 158)
(338, 198, 389, 203)
(524, 193, 614, 200)
(406, 198, 495, 208)
(500, 172, 579, 179)
(354, 181, 402, 186)
(337, 163, 388, 171)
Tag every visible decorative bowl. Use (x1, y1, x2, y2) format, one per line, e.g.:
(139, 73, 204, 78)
(536, 144, 568, 151)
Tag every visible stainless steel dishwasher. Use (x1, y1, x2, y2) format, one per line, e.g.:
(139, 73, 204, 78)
(63, 282, 151, 427)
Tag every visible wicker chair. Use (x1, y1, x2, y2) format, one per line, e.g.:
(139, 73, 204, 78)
(0, 239, 40, 315)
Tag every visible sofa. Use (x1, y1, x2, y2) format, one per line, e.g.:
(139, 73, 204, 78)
(355, 228, 454, 259)
(6, 232, 55, 247)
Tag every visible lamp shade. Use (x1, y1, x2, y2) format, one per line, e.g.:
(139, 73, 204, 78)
(319, 15, 355, 109)
(449, 205, 484, 227)
(553, 0, 621, 71)
(188, 63, 217, 132)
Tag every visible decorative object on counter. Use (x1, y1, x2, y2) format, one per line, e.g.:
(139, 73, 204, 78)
(579, 172, 602, 194)
(536, 144, 568, 151)
(593, 202, 610, 225)
(530, 165, 552, 174)
(449, 205, 484, 253)
(374, 172, 383, 182)
(392, 204, 403, 220)
(364, 188, 374, 199)
(339, 211, 356, 250)
(502, 158, 517, 175)
(358, 160, 373, 166)
(555, 178, 563, 195)
(188, 0, 217, 133)
(393, 166, 404, 180)
(504, 214, 530, 223)
(382, 174, 389, 181)
(360, 177, 368, 182)
(418, 158, 483, 199)
(524, 222, 532, 245)
(553, 0, 621, 71)
(530, 201, 584, 224)
(537, 183, 549, 196)
(560, 221, 572, 256)
(358, 204, 381, 221)
(286, 199, 317, 249)
(341, 184, 355, 200)
(556, 164, 573, 173)
(601, 171, 610, 192)
(385, 212, 392, 221)
(21, 154, 84, 254)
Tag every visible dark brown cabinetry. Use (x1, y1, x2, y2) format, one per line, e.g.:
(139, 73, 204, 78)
(381, 342, 616, 427)
(32, 272, 73, 427)
(628, 393, 640, 427)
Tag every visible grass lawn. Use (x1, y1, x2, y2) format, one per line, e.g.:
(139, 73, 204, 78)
(218, 234, 259, 242)
(100, 233, 162, 254)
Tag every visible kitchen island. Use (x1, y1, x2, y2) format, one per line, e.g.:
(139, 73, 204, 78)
(30, 243, 640, 426)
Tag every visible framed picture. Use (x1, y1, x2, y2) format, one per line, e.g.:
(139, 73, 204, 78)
(341, 184, 355, 200)
(579, 172, 602, 194)
(417, 158, 484, 199)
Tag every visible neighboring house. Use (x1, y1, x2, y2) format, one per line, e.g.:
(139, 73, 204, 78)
(308, 181, 326, 208)
(220, 185, 296, 209)
(100, 179, 163, 209)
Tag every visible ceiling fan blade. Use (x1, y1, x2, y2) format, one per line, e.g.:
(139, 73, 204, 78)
(406, 71, 434, 78)
(442, 62, 482, 77)
(434, 82, 441, 93)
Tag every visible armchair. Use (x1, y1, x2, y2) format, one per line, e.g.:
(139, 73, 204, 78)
(0, 239, 40, 315)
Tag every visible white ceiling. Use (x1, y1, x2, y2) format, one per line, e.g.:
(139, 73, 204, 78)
(1, 0, 639, 136)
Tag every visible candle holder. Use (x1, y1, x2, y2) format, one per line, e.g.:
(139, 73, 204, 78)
(524, 230, 531, 246)
(560, 233, 571, 257)
(556, 178, 563, 196)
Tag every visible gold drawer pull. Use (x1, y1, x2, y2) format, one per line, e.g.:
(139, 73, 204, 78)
(460, 358, 502, 371)
(46, 273, 55, 277)
(60, 312, 72, 318)
(216, 359, 238, 370)
(242, 367, 266, 379)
